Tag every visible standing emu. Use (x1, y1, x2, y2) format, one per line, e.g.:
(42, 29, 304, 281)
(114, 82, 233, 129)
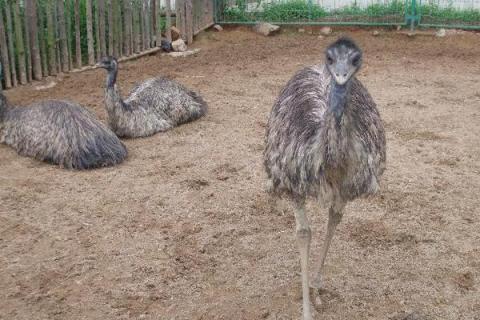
(264, 38, 386, 319)
(96, 56, 207, 138)
(0, 70, 127, 169)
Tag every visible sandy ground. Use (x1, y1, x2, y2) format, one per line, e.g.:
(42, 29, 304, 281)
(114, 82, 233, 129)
(1, 28, 479, 320)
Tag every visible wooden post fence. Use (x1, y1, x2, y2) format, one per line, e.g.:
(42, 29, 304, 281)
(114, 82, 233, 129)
(0, 0, 187, 90)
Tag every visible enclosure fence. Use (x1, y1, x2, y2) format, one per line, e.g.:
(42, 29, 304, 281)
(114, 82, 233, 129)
(0, 0, 207, 90)
(214, 0, 480, 29)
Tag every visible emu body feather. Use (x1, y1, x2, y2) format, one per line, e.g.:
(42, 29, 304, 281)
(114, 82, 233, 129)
(0, 97, 127, 169)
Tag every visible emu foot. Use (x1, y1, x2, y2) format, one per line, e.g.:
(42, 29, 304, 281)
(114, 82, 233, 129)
(310, 274, 323, 289)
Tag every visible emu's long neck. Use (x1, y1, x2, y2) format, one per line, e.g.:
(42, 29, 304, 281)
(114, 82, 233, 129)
(104, 69, 130, 130)
(0, 94, 11, 121)
(328, 80, 351, 127)
(325, 79, 351, 166)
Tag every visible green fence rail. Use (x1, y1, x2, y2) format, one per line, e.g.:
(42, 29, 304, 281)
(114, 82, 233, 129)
(214, 0, 480, 29)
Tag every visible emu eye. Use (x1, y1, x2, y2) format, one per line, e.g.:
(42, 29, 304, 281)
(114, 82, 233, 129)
(352, 55, 361, 66)
(326, 56, 334, 65)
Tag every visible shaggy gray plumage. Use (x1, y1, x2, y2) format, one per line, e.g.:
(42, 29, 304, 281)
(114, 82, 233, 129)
(264, 65, 386, 200)
(264, 38, 386, 320)
(0, 95, 127, 169)
(97, 56, 207, 138)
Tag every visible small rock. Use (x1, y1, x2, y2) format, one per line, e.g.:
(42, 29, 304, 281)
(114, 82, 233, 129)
(298, 28, 305, 33)
(435, 28, 446, 37)
(317, 35, 325, 40)
(170, 26, 181, 41)
(372, 30, 380, 36)
(172, 39, 187, 52)
(34, 81, 57, 91)
(397, 25, 402, 31)
(320, 26, 332, 35)
(445, 28, 466, 35)
(167, 48, 201, 58)
(253, 22, 280, 36)
(213, 24, 223, 32)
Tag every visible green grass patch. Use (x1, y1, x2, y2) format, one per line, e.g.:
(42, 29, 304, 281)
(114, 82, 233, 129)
(222, 0, 480, 25)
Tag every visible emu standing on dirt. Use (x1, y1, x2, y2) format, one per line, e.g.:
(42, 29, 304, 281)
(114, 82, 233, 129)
(96, 56, 207, 138)
(0, 71, 127, 169)
(264, 38, 386, 319)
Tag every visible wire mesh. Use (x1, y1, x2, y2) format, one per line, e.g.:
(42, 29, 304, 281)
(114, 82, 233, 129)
(215, 0, 409, 25)
(418, 0, 480, 28)
(215, 0, 480, 28)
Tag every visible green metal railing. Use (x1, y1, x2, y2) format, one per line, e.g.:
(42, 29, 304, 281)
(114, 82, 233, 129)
(214, 0, 480, 30)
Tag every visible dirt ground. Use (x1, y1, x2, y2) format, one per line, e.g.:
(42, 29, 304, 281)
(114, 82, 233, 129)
(1, 27, 479, 320)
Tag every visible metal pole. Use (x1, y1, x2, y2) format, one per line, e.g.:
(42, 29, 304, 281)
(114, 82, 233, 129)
(410, 0, 417, 32)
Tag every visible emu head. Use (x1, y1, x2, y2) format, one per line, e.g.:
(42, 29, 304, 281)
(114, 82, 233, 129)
(96, 57, 119, 87)
(96, 56, 118, 72)
(325, 37, 362, 86)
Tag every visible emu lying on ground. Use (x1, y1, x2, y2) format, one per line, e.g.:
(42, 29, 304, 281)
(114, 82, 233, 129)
(0, 92, 127, 170)
(264, 38, 386, 319)
(96, 56, 207, 138)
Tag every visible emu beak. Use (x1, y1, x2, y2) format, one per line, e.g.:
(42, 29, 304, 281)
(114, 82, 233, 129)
(333, 74, 349, 86)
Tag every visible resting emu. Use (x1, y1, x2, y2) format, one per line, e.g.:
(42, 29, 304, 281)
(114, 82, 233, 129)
(0, 88, 127, 169)
(264, 38, 386, 319)
(96, 56, 207, 138)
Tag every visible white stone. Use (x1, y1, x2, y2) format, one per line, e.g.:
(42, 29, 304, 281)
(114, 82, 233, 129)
(320, 26, 332, 35)
(213, 24, 223, 32)
(372, 30, 380, 36)
(253, 23, 280, 36)
(298, 28, 305, 33)
(172, 39, 187, 52)
(435, 28, 446, 37)
(167, 49, 201, 58)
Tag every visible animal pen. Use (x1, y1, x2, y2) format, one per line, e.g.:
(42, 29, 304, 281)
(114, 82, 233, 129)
(0, 0, 215, 90)
(0, 0, 478, 89)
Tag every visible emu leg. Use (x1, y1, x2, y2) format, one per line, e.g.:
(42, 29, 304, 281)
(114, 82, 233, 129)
(294, 200, 313, 320)
(311, 201, 345, 289)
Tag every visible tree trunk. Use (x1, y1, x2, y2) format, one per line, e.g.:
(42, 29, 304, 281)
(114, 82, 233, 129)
(115, 0, 122, 57)
(142, 0, 149, 49)
(123, 0, 131, 56)
(107, 0, 113, 55)
(57, 0, 69, 72)
(12, 0, 27, 84)
(54, 0, 61, 74)
(0, 5, 12, 88)
(37, 3, 48, 77)
(26, 0, 42, 80)
(74, 0, 82, 68)
(185, 0, 193, 45)
(5, 2, 17, 86)
(133, 1, 140, 53)
(94, 0, 100, 60)
(165, 0, 172, 42)
(23, 4, 32, 82)
(98, 0, 106, 57)
(45, 0, 57, 75)
(85, 0, 94, 65)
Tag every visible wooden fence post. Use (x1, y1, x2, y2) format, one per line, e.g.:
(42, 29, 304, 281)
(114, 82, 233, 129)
(166, 0, 172, 42)
(185, 0, 193, 44)
(0, 5, 11, 88)
(98, 0, 106, 57)
(86, 0, 95, 65)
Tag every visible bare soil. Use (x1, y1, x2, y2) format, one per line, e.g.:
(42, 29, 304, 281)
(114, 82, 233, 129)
(1, 28, 479, 320)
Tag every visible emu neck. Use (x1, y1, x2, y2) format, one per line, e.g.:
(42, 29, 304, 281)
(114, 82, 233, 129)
(328, 80, 351, 127)
(0, 94, 11, 121)
(106, 68, 118, 89)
